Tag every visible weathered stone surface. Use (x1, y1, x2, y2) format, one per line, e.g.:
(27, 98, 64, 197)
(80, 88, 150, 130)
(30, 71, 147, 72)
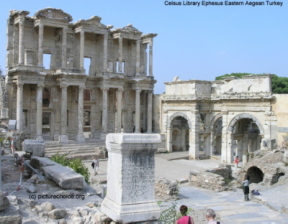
(26, 185, 37, 193)
(101, 134, 161, 223)
(0, 191, 10, 211)
(32, 157, 85, 189)
(41, 202, 55, 211)
(22, 139, 45, 157)
(48, 209, 67, 219)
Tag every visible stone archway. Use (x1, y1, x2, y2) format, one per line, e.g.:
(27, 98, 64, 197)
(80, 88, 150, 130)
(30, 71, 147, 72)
(170, 116, 190, 152)
(210, 116, 223, 157)
(228, 113, 264, 162)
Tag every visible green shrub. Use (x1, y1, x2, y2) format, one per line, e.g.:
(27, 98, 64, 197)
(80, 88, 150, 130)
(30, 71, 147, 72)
(51, 154, 90, 184)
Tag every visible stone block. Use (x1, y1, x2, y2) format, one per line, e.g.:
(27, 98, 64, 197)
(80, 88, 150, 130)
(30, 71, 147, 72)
(101, 133, 161, 223)
(22, 139, 45, 157)
(32, 157, 85, 189)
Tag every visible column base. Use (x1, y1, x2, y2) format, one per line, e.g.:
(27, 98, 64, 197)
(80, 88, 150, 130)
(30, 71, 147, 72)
(36, 135, 43, 141)
(101, 197, 160, 223)
(58, 135, 68, 144)
(76, 134, 85, 143)
(100, 133, 107, 140)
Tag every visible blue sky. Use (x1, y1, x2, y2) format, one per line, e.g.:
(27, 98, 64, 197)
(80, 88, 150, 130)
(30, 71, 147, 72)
(0, 0, 287, 93)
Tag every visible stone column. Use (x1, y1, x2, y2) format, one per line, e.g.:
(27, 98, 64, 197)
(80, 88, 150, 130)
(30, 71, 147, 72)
(79, 31, 85, 70)
(76, 86, 85, 143)
(103, 33, 108, 72)
(149, 39, 154, 76)
(118, 35, 123, 73)
(147, 90, 153, 133)
(189, 112, 199, 159)
(221, 113, 229, 163)
(116, 88, 123, 132)
(36, 84, 44, 140)
(135, 89, 141, 133)
(59, 85, 68, 143)
(136, 39, 141, 75)
(61, 27, 67, 68)
(101, 133, 161, 223)
(38, 23, 44, 66)
(102, 87, 109, 133)
(18, 17, 25, 65)
(16, 83, 23, 131)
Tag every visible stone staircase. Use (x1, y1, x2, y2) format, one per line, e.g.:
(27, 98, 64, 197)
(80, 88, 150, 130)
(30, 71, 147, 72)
(44, 139, 106, 160)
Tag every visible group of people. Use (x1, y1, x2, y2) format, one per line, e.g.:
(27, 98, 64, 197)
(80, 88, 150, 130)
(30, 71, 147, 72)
(176, 206, 220, 224)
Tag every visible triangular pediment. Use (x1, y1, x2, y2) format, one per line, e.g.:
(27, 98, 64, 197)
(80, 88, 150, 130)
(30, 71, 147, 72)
(34, 8, 72, 22)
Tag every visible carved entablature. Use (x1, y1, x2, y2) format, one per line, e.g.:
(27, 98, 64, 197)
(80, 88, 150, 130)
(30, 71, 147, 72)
(112, 24, 142, 40)
(9, 10, 30, 24)
(74, 16, 109, 34)
(34, 8, 72, 23)
(142, 33, 158, 44)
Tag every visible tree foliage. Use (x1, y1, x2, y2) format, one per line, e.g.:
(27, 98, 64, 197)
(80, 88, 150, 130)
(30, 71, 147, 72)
(215, 73, 288, 94)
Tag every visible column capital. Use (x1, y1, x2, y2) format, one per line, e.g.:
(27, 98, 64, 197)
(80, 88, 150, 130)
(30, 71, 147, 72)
(60, 84, 68, 89)
(101, 87, 109, 92)
(17, 83, 24, 88)
(39, 23, 44, 29)
(117, 87, 124, 92)
(37, 84, 44, 89)
(78, 85, 85, 91)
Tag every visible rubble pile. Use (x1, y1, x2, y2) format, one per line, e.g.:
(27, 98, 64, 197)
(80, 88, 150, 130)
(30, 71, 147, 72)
(155, 178, 179, 201)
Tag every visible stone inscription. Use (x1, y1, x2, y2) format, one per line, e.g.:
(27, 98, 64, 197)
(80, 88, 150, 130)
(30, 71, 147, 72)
(122, 150, 155, 201)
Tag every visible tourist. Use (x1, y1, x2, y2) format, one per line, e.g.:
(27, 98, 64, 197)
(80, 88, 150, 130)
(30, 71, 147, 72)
(91, 157, 99, 175)
(243, 174, 250, 201)
(10, 137, 15, 154)
(234, 155, 239, 170)
(176, 205, 195, 224)
(206, 208, 219, 224)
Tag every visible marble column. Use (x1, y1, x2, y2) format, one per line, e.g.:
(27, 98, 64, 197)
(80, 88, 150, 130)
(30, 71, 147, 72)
(135, 89, 141, 133)
(76, 86, 85, 143)
(61, 27, 67, 68)
(36, 84, 44, 140)
(16, 83, 23, 131)
(116, 88, 123, 132)
(147, 90, 153, 133)
(18, 17, 25, 65)
(59, 85, 68, 143)
(103, 33, 108, 72)
(189, 112, 199, 159)
(149, 40, 154, 76)
(136, 39, 141, 75)
(118, 35, 123, 73)
(102, 87, 109, 133)
(79, 31, 85, 70)
(38, 23, 44, 67)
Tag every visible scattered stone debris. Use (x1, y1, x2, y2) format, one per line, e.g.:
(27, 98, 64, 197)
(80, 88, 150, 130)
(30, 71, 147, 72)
(155, 178, 179, 201)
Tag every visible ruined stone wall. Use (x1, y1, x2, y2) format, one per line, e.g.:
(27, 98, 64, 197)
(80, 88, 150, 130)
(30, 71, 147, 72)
(272, 94, 288, 146)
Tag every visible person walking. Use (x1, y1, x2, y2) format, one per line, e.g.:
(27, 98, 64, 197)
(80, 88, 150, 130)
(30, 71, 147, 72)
(234, 155, 239, 171)
(91, 157, 99, 176)
(206, 209, 220, 224)
(176, 205, 195, 224)
(243, 174, 250, 201)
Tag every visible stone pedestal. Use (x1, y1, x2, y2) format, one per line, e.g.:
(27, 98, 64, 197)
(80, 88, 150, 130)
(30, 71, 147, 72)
(101, 133, 161, 223)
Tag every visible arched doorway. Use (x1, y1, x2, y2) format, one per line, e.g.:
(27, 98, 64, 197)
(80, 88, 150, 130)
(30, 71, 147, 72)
(229, 115, 263, 161)
(170, 116, 189, 152)
(211, 117, 223, 157)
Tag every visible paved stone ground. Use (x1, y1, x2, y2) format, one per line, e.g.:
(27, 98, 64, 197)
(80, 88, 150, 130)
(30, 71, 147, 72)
(83, 152, 288, 224)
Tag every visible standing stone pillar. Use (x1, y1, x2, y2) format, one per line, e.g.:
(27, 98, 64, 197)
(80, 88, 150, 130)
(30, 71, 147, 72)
(147, 90, 153, 133)
(102, 87, 109, 133)
(136, 39, 141, 75)
(79, 31, 85, 70)
(149, 40, 154, 76)
(36, 84, 44, 141)
(38, 23, 44, 66)
(101, 133, 161, 223)
(189, 112, 199, 159)
(16, 83, 24, 131)
(135, 89, 141, 133)
(61, 27, 67, 68)
(59, 85, 68, 143)
(76, 86, 85, 143)
(118, 35, 123, 73)
(18, 17, 25, 65)
(221, 113, 229, 163)
(116, 88, 123, 133)
(103, 33, 108, 72)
